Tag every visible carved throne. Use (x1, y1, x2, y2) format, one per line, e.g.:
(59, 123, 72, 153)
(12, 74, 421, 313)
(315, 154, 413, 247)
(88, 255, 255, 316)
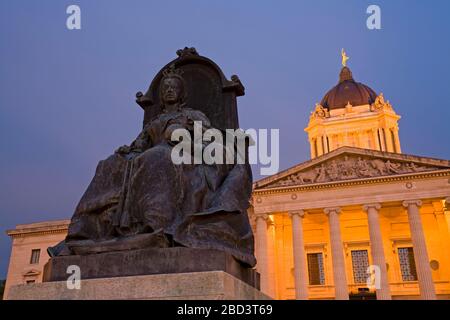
(136, 47, 245, 131)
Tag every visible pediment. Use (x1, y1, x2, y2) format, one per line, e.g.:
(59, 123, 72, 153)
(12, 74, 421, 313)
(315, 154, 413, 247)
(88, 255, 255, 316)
(254, 147, 450, 189)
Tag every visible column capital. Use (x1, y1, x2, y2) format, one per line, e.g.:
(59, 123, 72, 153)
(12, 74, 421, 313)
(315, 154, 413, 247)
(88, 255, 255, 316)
(289, 210, 305, 218)
(445, 197, 450, 207)
(254, 213, 269, 222)
(324, 207, 341, 215)
(403, 200, 422, 208)
(362, 203, 381, 212)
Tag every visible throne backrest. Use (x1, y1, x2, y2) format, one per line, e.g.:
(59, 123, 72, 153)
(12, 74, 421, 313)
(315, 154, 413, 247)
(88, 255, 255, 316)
(136, 47, 245, 131)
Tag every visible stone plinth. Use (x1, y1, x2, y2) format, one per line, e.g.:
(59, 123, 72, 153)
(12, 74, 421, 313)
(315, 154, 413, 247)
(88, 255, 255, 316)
(7, 271, 271, 300)
(43, 247, 259, 289)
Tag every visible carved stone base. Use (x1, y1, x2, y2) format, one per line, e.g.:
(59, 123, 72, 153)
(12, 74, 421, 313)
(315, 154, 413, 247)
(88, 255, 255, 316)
(8, 271, 270, 300)
(43, 247, 260, 289)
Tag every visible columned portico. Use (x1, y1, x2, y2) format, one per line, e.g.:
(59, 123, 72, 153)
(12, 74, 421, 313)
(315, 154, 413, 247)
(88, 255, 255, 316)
(289, 210, 308, 300)
(362, 203, 391, 300)
(324, 207, 349, 300)
(403, 200, 437, 300)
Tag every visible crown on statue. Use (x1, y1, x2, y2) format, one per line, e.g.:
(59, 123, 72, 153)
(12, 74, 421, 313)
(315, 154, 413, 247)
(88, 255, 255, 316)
(162, 64, 184, 78)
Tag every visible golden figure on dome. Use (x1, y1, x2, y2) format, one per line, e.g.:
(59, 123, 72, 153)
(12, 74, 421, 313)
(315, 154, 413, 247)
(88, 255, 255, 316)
(341, 48, 349, 67)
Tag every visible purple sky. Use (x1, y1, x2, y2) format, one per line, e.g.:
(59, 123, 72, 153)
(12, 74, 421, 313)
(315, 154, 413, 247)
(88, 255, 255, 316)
(1, 0, 450, 278)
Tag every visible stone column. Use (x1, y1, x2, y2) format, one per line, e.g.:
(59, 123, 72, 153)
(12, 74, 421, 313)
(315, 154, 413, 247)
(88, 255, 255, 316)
(402, 200, 436, 300)
(328, 135, 334, 152)
(372, 128, 381, 151)
(324, 207, 349, 300)
(317, 135, 324, 157)
(392, 127, 402, 153)
(385, 128, 394, 152)
(355, 131, 362, 149)
(309, 139, 316, 159)
(266, 219, 277, 298)
(255, 214, 270, 295)
(432, 200, 450, 282)
(445, 197, 450, 233)
(323, 135, 329, 153)
(362, 203, 391, 300)
(289, 210, 308, 300)
(378, 129, 386, 151)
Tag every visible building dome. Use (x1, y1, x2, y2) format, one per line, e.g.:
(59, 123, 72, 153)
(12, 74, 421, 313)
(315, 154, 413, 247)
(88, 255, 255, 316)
(320, 67, 377, 110)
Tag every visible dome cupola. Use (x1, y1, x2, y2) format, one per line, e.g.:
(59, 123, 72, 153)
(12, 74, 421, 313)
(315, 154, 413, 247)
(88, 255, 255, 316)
(320, 66, 377, 110)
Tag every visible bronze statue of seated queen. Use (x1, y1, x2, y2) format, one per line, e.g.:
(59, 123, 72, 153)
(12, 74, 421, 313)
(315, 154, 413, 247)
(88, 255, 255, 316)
(47, 48, 256, 279)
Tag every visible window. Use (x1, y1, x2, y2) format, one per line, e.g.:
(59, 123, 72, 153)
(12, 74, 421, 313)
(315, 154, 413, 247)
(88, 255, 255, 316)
(351, 250, 370, 284)
(30, 249, 40, 264)
(307, 253, 325, 285)
(398, 247, 418, 281)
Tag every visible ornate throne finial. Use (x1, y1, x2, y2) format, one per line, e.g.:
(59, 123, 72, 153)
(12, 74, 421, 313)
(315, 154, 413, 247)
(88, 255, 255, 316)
(176, 47, 199, 58)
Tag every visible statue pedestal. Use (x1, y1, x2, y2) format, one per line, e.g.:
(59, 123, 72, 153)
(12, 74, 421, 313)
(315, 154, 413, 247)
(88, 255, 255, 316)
(43, 247, 259, 289)
(7, 271, 271, 300)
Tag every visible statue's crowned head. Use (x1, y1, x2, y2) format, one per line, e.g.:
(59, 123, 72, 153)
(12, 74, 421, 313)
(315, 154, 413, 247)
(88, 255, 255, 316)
(159, 64, 187, 109)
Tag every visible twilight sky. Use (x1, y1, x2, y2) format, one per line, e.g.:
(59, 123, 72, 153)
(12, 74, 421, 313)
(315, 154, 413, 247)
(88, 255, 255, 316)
(1, 0, 449, 278)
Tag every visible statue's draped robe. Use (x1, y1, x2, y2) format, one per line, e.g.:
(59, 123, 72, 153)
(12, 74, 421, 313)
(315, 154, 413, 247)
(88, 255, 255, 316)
(63, 108, 256, 267)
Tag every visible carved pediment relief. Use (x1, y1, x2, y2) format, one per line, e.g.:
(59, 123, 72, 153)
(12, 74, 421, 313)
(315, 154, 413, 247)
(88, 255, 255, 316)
(268, 154, 449, 188)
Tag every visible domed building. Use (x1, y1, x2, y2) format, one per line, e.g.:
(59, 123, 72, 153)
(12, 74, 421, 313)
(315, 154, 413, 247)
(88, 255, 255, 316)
(305, 65, 401, 158)
(251, 55, 450, 300)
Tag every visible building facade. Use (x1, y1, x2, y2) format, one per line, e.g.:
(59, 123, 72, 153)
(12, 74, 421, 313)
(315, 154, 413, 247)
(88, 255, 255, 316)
(251, 148, 450, 299)
(251, 64, 450, 300)
(4, 220, 69, 299)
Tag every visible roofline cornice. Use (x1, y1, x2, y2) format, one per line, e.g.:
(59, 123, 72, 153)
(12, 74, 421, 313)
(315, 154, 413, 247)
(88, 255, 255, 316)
(253, 169, 450, 196)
